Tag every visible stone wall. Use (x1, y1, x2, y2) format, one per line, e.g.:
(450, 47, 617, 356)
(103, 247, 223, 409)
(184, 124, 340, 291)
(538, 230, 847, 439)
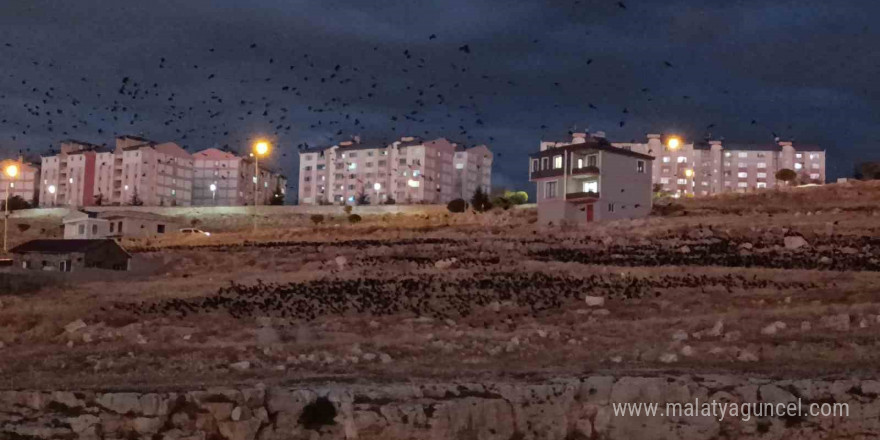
(1, 375, 878, 439)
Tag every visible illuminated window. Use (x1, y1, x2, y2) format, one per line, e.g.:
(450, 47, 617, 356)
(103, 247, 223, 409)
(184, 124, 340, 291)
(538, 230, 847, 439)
(582, 181, 598, 193)
(737, 172, 748, 178)
(738, 152, 748, 158)
(553, 155, 562, 169)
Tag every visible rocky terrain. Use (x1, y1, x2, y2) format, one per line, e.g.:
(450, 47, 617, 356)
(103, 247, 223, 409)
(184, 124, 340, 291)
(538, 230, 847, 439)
(2, 375, 878, 440)
(1, 181, 880, 439)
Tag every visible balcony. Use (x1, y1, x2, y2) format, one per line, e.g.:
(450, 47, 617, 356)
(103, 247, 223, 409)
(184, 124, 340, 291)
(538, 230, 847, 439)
(571, 165, 600, 177)
(529, 168, 564, 180)
(565, 191, 600, 201)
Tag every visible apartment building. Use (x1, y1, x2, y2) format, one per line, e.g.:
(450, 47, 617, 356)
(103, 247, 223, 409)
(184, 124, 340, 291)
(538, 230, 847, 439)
(529, 132, 654, 224)
(452, 144, 493, 200)
(612, 134, 826, 197)
(298, 137, 488, 205)
(39, 140, 106, 207)
(1, 159, 39, 206)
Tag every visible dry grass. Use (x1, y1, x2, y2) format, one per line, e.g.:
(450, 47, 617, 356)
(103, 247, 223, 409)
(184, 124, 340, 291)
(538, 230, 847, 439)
(1, 181, 879, 390)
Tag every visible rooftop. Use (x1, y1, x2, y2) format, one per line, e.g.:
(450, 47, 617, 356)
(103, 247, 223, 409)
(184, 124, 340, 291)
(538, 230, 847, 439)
(10, 239, 129, 256)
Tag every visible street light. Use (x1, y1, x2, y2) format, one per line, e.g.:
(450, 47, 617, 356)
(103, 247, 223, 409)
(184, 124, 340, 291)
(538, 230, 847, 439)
(3, 163, 20, 253)
(252, 140, 270, 232)
(684, 169, 694, 178)
(48, 184, 57, 207)
(373, 182, 381, 205)
(210, 183, 217, 205)
(667, 137, 681, 150)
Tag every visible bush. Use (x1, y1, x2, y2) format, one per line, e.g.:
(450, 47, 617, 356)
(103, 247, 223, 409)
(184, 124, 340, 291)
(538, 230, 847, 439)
(310, 214, 325, 225)
(508, 191, 528, 205)
(384, 197, 396, 205)
(447, 198, 468, 213)
(491, 196, 513, 210)
(348, 214, 362, 224)
(775, 168, 797, 185)
(470, 187, 492, 212)
(298, 397, 337, 430)
(343, 205, 353, 214)
(16, 223, 31, 233)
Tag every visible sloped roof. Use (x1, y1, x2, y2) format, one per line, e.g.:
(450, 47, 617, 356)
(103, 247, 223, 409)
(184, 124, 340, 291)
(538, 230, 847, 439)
(11, 239, 129, 256)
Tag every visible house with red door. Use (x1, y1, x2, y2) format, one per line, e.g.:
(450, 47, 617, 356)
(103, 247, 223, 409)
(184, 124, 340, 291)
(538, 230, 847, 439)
(529, 132, 654, 225)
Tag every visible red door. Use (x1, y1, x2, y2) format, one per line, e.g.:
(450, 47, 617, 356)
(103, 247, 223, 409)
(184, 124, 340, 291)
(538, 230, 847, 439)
(586, 204, 594, 222)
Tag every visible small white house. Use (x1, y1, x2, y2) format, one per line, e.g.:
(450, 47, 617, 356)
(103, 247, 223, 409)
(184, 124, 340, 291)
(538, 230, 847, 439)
(63, 210, 179, 239)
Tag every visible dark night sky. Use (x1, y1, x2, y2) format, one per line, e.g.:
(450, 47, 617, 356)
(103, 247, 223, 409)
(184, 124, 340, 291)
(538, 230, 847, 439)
(1, 0, 878, 195)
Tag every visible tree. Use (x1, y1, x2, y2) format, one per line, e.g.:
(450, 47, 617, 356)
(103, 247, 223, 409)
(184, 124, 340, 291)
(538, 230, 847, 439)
(16, 223, 30, 233)
(447, 199, 467, 213)
(854, 162, 880, 180)
(129, 188, 144, 206)
(508, 191, 528, 205)
(343, 205, 353, 214)
(348, 214, 362, 224)
(470, 187, 492, 212)
(355, 191, 369, 206)
(775, 168, 797, 186)
(310, 214, 324, 225)
(384, 197, 396, 205)
(271, 184, 285, 205)
(1, 195, 30, 211)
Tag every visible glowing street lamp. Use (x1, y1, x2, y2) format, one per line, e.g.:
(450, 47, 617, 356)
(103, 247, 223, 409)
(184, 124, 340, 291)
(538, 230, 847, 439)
(667, 137, 681, 150)
(48, 184, 57, 207)
(3, 163, 20, 253)
(210, 182, 217, 205)
(252, 140, 271, 232)
(373, 182, 381, 204)
(684, 169, 694, 178)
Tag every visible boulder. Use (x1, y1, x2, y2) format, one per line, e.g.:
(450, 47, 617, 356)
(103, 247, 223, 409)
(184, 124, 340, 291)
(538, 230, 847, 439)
(584, 296, 605, 307)
(65, 319, 87, 333)
(784, 235, 808, 250)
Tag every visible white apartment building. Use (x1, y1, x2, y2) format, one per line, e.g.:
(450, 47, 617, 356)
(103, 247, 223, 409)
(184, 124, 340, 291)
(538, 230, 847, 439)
(298, 137, 491, 205)
(453, 144, 493, 200)
(39, 140, 106, 208)
(609, 135, 826, 197)
(1, 159, 39, 206)
(192, 148, 287, 206)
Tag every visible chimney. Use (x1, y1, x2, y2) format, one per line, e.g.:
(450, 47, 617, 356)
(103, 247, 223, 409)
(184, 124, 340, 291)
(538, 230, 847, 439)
(593, 131, 606, 139)
(571, 132, 587, 143)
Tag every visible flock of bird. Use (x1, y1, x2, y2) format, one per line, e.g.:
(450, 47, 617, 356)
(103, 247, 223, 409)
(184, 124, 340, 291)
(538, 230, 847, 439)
(114, 261, 818, 323)
(0, 0, 808, 189)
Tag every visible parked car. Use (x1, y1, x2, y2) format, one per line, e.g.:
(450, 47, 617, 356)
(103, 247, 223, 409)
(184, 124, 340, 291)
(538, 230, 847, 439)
(179, 228, 211, 236)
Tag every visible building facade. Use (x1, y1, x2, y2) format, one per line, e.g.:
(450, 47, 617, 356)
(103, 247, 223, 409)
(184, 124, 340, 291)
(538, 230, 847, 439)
(530, 133, 654, 224)
(1, 159, 40, 206)
(453, 144, 493, 200)
(611, 135, 826, 197)
(298, 137, 492, 205)
(192, 148, 287, 206)
(11, 239, 131, 272)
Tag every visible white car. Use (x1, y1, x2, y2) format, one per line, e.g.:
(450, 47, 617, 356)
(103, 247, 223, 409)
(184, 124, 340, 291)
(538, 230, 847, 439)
(179, 228, 211, 236)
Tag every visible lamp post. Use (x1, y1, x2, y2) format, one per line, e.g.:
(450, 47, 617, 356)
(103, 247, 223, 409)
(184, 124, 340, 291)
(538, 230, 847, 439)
(3, 163, 19, 253)
(667, 137, 681, 150)
(68, 177, 74, 207)
(48, 184, 57, 207)
(210, 183, 217, 205)
(373, 182, 381, 205)
(252, 140, 270, 232)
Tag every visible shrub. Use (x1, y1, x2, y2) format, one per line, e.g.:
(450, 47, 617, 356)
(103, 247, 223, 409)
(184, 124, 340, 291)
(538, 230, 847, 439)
(491, 196, 513, 210)
(348, 214, 362, 224)
(384, 197, 396, 205)
(775, 168, 797, 185)
(447, 198, 467, 213)
(310, 214, 325, 225)
(16, 223, 31, 233)
(298, 397, 337, 430)
(343, 205, 353, 214)
(508, 191, 529, 205)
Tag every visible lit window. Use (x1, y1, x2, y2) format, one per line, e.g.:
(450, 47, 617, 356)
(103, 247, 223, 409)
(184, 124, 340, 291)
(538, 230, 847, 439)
(738, 152, 748, 158)
(662, 157, 671, 163)
(812, 163, 820, 169)
(796, 153, 803, 159)
(738, 182, 748, 188)
(724, 152, 731, 157)
(737, 172, 748, 178)
(553, 155, 562, 169)
(757, 162, 767, 168)
(757, 173, 767, 178)
(677, 179, 687, 185)
(348, 163, 357, 170)
(457, 163, 465, 170)
(757, 182, 767, 189)
(660, 177, 670, 184)
(810, 173, 820, 179)
(582, 181, 598, 193)
(407, 179, 420, 188)
(677, 156, 687, 163)
(795, 163, 803, 170)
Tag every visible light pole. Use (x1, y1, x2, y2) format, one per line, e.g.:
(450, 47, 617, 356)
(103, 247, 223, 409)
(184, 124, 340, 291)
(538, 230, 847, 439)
(48, 184, 57, 207)
(373, 182, 381, 205)
(3, 163, 19, 253)
(252, 140, 270, 232)
(210, 183, 217, 205)
(68, 177, 74, 207)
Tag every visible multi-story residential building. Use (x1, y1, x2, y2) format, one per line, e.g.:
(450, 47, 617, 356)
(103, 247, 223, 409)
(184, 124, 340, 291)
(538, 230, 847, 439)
(1, 159, 39, 206)
(191, 148, 287, 206)
(611, 134, 826, 197)
(39, 140, 106, 207)
(453, 144, 493, 200)
(298, 136, 489, 205)
(529, 132, 654, 224)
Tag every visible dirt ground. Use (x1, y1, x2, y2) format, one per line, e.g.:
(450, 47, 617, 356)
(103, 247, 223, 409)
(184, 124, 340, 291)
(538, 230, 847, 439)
(1, 181, 879, 391)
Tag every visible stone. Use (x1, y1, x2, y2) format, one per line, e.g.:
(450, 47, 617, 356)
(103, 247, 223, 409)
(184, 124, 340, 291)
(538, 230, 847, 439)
(95, 393, 142, 415)
(229, 361, 251, 371)
(680, 345, 695, 357)
(759, 385, 796, 404)
(659, 353, 678, 363)
(739, 242, 754, 250)
(784, 235, 808, 250)
(584, 296, 605, 307)
(707, 320, 724, 337)
(821, 314, 850, 332)
(335, 255, 347, 269)
(737, 349, 759, 362)
(671, 329, 689, 341)
(434, 258, 458, 270)
(678, 245, 691, 254)
(132, 417, 163, 434)
(379, 353, 393, 364)
(761, 321, 786, 336)
(861, 380, 880, 396)
(65, 319, 87, 333)
(217, 419, 262, 440)
(231, 406, 243, 421)
(67, 414, 100, 433)
(819, 256, 833, 264)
